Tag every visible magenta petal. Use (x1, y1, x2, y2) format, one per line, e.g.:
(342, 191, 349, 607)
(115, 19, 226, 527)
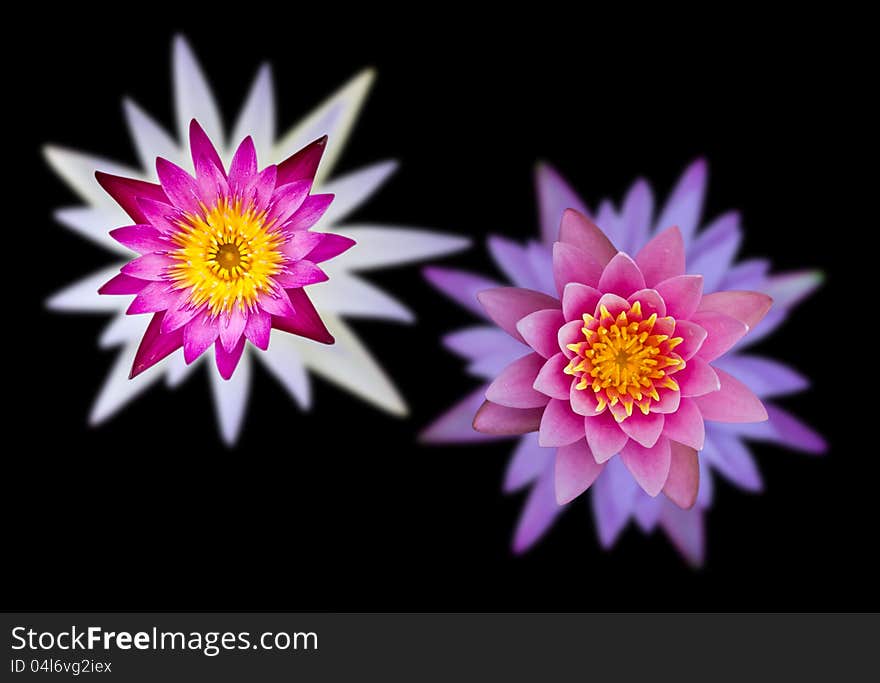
(109, 225, 171, 254)
(183, 312, 219, 363)
(594, 292, 631, 318)
(121, 253, 174, 281)
(619, 411, 665, 448)
(621, 436, 672, 497)
(569, 383, 603, 417)
(538, 398, 584, 447)
(266, 180, 311, 226)
(136, 197, 186, 235)
(584, 410, 629, 463)
(627, 288, 666, 318)
(663, 441, 699, 509)
(276, 136, 327, 186)
(155, 157, 201, 214)
(189, 119, 225, 176)
(598, 252, 646, 297)
(690, 311, 748, 361)
(651, 389, 681, 414)
(286, 194, 334, 231)
(661, 397, 705, 450)
(562, 283, 602, 322)
(516, 309, 565, 358)
(476, 287, 560, 343)
(555, 439, 605, 504)
(258, 288, 297, 318)
(127, 281, 175, 314)
(473, 400, 543, 435)
(99, 273, 148, 295)
(271, 289, 334, 345)
(558, 319, 585, 358)
(697, 290, 773, 330)
(552, 242, 604, 293)
(160, 297, 201, 334)
(273, 260, 328, 288)
(558, 209, 617, 265)
(673, 319, 708, 360)
(228, 136, 258, 194)
(251, 165, 278, 212)
(423, 267, 502, 319)
(220, 308, 248, 353)
(189, 120, 228, 202)
(243, 307, 271, 350)
(694, 367, 768, 422)
(281, 232, 325, 261)
(486, 353, 549, 409)
(215, 336, 246, 380)
(655, 275, 704, 320)
(677, 356, 721, 397)
(304, 233, 355, 263)
(95, 171, 169, 224)
(533, 353, 572, 400)
(635, 226, 685, 287)
(130, 312, 184, 378)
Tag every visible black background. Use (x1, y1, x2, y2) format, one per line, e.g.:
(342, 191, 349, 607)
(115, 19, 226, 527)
(6, 10, 870, 609)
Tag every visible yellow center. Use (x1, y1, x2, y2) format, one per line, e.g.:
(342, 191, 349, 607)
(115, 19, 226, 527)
(168, 197, 286, 315)
(564, 302, 685, 421)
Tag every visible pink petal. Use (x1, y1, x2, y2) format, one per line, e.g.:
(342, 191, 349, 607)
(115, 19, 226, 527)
(516, 309, 565, 358)
(677, 357, 721, 397)
(286, 194, 334, 231)
(621, 436, 672, 497)
(661, 397, 705, 450)
(595, 292, 631, 318)
(533, 353, 572, 400)
(130, 312, 184, 379)
(184, 312, 219, 363)
(562, 282, 602, 322)
(690, 311, 748, 361)
(655, 275, 703, 320)
(552, 241, 604, 293)
(271, 289, 334, 344)
(281, 232, 325, 261)
(273, 260, 328, 288)
(697, 290, 773, 330)
(155, 157, 201, 213)
(219, 307, 248, 353)
(126, 281, 176, 314)
(694, 367, 767, 423)
(486, 353, 550, 409)
(673, 319, 707, 360)
(569, 383, 603, 417)
(558, 209, 617, 265)
(651, 389, 681, 414)
(228, 136, 258, 195)
(304, 233, 355, 263)
(136, 197, 186, 235)
(473, 400, 543, 435)
(635, 226, 685, 287)
(476, 287, 560, 343)
(538, 398, 584, 447)
(251, 165, 278, 212)
(95, 171, 168, 224)
(420, 385, 502, 444)
(109, 225, 171, 254)
(619, 411, 665, 448)
(663, 441, 699, 509)
(121, 253, 174, 281)
(266, 181, 312, 226)
(244, 307, 271, 350)
(555, 439, 605, 504)
(215, 336, 246, 380)
(258, 288, 297, 318)
(627, 288, 666, 318)
(598, 252, 646, 297)
(160, 296, 201, 333)
(558, 319, 585, 358)
(276, 135, 327, 186)
(99, 273, 148, 295)
(584, 410, 629, 463)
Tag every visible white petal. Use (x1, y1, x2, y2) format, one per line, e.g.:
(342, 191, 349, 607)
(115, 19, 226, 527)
(330, 226, 471, 271)
(89, 341, 166, 425)
(166, 351, 201, 388)
(123, 97, 184, 171)
(256, 331, 312, 409)
(318, 160, 397, 225)
(46, 266, 129, 312)
(231, 63, 275, 162)
(209, 349, 252, 446)
(172, 34, 223, 145)
(54, 206, 132, 255)
(272, 68, 375, 183)
(294, 314, 407, 416)
(43, 146, 142, 207)
(307, 271, 414, 322)
(99, 313, 148, 349)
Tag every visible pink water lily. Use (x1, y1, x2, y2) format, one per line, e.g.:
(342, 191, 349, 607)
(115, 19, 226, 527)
(472, 209, 770, 506)
(98, 120, 353, 380)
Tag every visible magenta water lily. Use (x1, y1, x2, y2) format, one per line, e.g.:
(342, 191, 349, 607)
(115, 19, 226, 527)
(98, 121, 353, 380)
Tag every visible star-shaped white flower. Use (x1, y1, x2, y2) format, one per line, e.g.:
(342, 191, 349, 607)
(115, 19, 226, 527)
(46, 35, 468, 444)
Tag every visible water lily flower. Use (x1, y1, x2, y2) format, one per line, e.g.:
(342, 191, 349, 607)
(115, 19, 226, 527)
(423, 160, 825, 565)
(46, 36, 468, 444)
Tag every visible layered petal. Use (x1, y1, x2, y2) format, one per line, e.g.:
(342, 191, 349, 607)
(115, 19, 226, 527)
(555, 439, 605, 504)
(620, 436, 672, 497)
(694, 367, 767, 422)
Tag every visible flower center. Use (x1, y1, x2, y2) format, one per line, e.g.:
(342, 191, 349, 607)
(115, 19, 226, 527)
(168, 197, 286, 315)
(564, 302, 685, 421)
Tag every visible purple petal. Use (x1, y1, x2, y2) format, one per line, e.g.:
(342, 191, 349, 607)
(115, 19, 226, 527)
(219, 308, 248, 353)
(504, 432, 554, 493)
(654, 158, 707, 245)
(474, 400, 543, 436)
(486, 353, 550, 409)
(711, 354, 808, 398)
(303, 233, 355, 263)
(421, 385, 503, 444)
(618, 179, 654, 254)
(228, 136, 258, 195)
(703, 432, 763, 492)
(555, 439, 604, 504)
(423, 267, 502, 319)
(687, 211, 741, 292)
(659, 501, 705, 567)
(189, 119, 228, 202)
(488, 235, 543, 290)
(266, 181, 311, 226)
(513, 462, 565, 553)
(477, 287, 560, 343)
(535, 163, 589, 245)
(761, 270, 824, 309)
(591, 456, 639, 548)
